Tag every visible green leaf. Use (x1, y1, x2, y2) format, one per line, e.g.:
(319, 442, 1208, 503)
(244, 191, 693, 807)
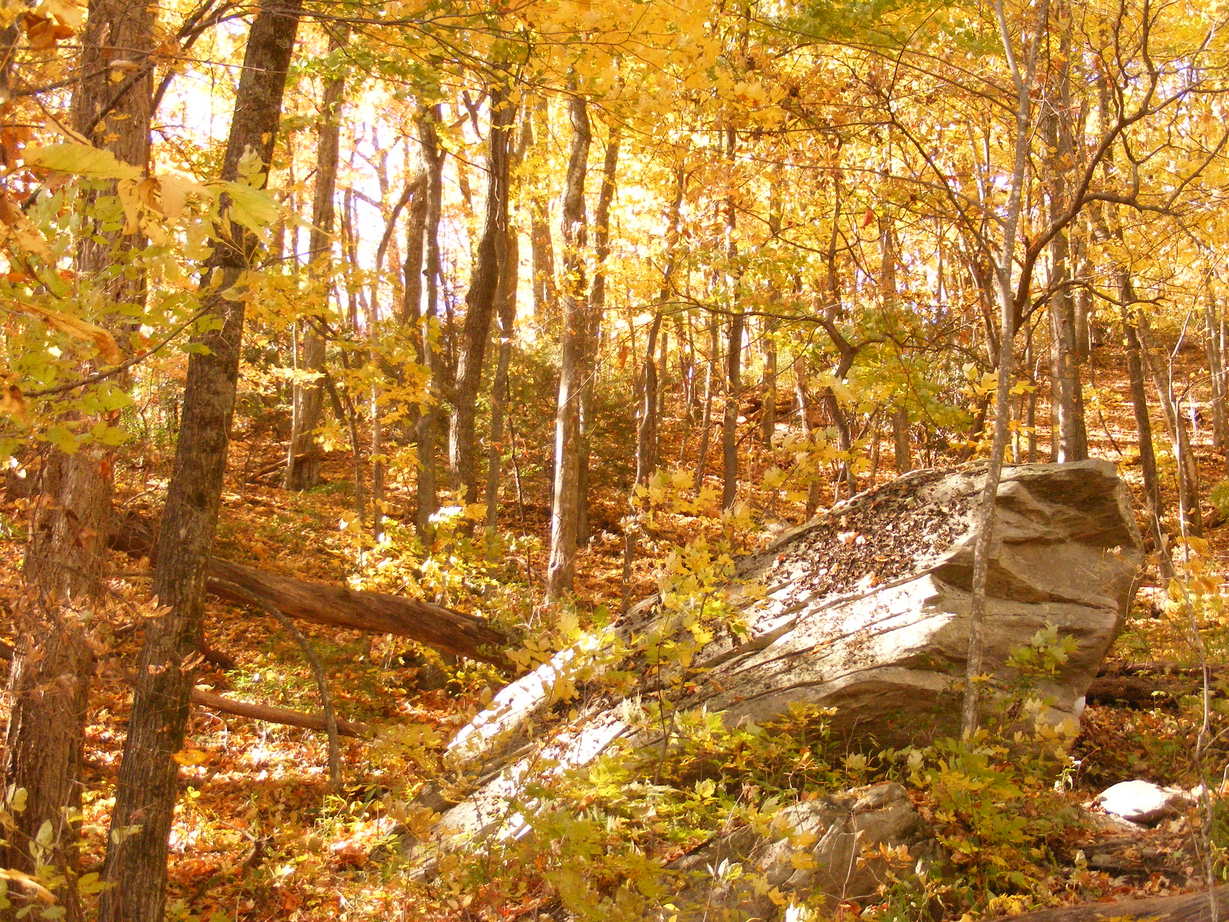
(222, 182, 277, 232)
(45, 426, 79, 454)
(25, 142, 142, 181)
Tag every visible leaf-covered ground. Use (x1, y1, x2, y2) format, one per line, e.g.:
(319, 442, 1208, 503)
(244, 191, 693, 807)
(2, 340, 1228, 921)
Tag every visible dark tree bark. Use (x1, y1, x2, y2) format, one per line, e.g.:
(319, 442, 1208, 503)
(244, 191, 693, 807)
(450, 84, 514, 503)
(284, 27, 346, 491)
(99, 4, 303, 919)
(545, 91, 592, 604)
(1041, 15, 1087, 462)
(414, 105, 446, 536)
(485, 106, 527, 537)
(190, 688, 367, 738)
(109, 516, 509, 664)
(527, 97, 557, 325)
(2, 3, 152, 916)
(578, 128, 619, 543)
(1120, 295, 1172, 578)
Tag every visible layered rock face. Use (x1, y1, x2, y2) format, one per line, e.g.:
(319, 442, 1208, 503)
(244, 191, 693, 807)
(431, 460, 1142, 852)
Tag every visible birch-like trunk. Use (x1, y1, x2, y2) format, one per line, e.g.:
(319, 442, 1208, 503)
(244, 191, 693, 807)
(545, 92, 592, 604)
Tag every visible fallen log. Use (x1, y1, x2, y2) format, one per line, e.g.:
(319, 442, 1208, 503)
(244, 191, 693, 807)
(994, 885, 1229, 922)
(111, 515, 509, 668)
(1085, 664, 1229, 709)
(204, 558, 509, 668)
(190, 687, 368, 738)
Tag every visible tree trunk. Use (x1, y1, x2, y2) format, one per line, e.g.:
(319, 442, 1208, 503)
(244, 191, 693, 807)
(634, 169, 686, 488)
(577, 128, 619, 543)
(892, 409, 912, 473)
(450, 85, 513, 504)
(485, 110, 527, 538)
(1206, 291, 1229, 474)
(110, 516, 509, 664)
(545, 92, 592, 604)
(878, 215, 912, 474)
(415, 105, 446, 536)
(99, 5, 302, 919)
(795, 367, 822, 518)
(1041, 21, 1088, 463)
(694, 318, 720, 492)
(961, 0, 1037, 738)
(5, 458, 105, 922)
(1120, 296, 1171, 577)
(528, 97, 557, 326)
(284, 28, 345, 491)
(720, 127, 742, 512)
(1137, 314, 1202, 538)
(3, 2, 152, 916)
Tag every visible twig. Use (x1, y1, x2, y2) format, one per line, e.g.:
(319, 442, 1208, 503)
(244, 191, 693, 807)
(22, 304, 213, 398)
(210, 579, 343, 791)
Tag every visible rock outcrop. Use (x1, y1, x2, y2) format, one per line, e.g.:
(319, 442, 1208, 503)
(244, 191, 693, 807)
(430, 460, 1142, 858)
(670, 781, 929, 920)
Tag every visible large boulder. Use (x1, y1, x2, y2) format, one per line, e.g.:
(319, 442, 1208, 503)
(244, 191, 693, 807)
(431, 460, 1141, 850)
(669, 781, 930, 921)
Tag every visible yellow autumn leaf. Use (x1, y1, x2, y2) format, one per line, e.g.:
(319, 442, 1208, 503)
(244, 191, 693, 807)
(789, 849, 817, 870)
(3, 297, 123, 364)
(171, 748, 209, 766)
(24, 141, 141, 181)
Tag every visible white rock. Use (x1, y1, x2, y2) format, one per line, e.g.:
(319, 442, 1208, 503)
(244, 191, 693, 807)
(1095, 780, 1192, 825)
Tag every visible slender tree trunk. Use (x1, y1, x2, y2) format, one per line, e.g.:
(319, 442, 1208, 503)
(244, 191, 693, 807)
(284, 28, 346, 490)
(450, 85, 513, 503)
(892, 409, 912, 473)
(545, 92, 591, 604)
(578, 129, 619, 543)
(962, 0, 1038, 738)
(878, 215, 912, 474)
(99, 6, 301, 920)
(634, 169, 685, 487)
(1138, 314, 1202, 538)
(794, 365, 822, 518)
(694, 317, 719, 492)
(485, 112, 527, 537)
(623, 169, 686, 606)
(528, 97, 557, 327)
(720, 127, 743, 511)
(364, 173, 421, 540)
(1121, 301, 1171, 574)
(415, 105, 445, 536)
(761, 186, 782, 447)
(3, 3, 152, 916)
(1204, 291, 1229, 474)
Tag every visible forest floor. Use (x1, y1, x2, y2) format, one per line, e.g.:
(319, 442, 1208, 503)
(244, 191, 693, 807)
(2, 339, 1228, 921)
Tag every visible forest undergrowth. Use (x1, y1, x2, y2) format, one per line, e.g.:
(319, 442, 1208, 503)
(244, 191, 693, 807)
(2, 336, 1227, 922)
